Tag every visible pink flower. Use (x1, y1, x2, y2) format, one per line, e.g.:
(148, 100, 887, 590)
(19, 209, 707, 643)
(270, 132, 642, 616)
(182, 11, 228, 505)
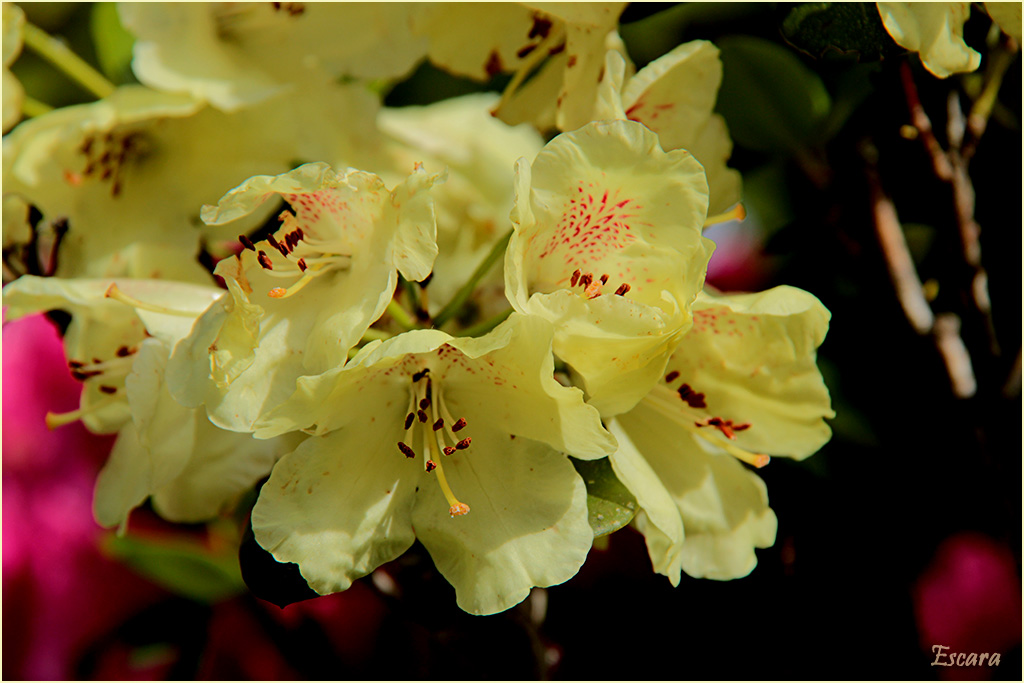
(2, 313, 165, 680)
(914, 532, 1022, 681)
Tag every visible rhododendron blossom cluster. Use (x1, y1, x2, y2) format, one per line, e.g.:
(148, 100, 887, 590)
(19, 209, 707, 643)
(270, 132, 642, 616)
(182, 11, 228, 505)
(3, 2, 838, 616)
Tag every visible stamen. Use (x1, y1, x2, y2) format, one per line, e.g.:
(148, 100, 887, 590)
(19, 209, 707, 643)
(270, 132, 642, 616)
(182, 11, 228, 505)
(419, 380, 471, 517)
(239, 234, 256, 251)
(419, 397, 431, 410)
(455, 437, 471, 450)
(404, 412, 415, 429)
(665, 370, 680, 383)
(570, 269, 581, 287)
(578, 272, 593, 290)
(297, 258, 307, 272)
(600, 273, 609, 285)
(257, 251, 274, 270)
(614, 283, 631, 296)
(451, 417, 467, 432)
(45, 394, 120, 429)
(642, 385, 768, 470)
(397, 441, 416, 458)
(417, 409, 428, 423)
(99, 385, 118, 394)
(104, 283, 196, 317)
(412, 368, 429, 383)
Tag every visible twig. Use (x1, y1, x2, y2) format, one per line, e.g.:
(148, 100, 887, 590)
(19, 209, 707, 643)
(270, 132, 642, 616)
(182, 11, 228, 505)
(963, 34, 1018, 162)
(863, 144, 934, 335)
(899, 61, 952, 181)
(862, 140, 978, 398)
(933, 313, 977, 398)
(900, 61, 1000, 358)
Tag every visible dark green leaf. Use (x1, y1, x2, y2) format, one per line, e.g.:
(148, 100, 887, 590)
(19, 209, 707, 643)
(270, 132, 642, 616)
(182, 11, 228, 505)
(781, 3, 901, 62)
(716, 35, 832, 153)
(571, 457, 637, 537)
(102, 532, 245, 604)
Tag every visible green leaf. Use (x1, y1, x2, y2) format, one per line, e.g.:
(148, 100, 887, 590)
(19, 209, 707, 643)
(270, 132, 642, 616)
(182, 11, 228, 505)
(90, 2, 135, 85)
(716, 36, 832, 154)
(781, 3, 901, 62)
(102, 532, 245, 603)
(571, 457, 637, 537)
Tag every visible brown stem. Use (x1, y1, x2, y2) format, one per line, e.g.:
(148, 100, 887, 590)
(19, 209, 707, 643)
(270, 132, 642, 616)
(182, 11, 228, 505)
(899, 61, 952, 181)
(933, 313, 978, 398)
(863, 144, 934, 335)
(862, 140, 978, 398)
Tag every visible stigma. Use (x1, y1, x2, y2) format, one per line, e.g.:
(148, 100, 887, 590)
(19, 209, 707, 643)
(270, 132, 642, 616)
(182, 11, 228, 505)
(394, 366, 472, 517)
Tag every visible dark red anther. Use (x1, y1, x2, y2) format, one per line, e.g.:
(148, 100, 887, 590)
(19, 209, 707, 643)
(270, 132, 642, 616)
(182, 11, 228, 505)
(579, 273, 593, 289)
(419, 397, 431, 410)
(570, 269, 581, 287)
(455, 437, 472, 450)
(433, 418, 444, 431)
(600, 274, 609, 285)
(398, 441, 416, 458)
(425, 460, 437, 472)
(257, 251, 273, 270)
(732, 423, 752, 432)
(99, 385, 118, 394)
(116, 346, 132, 357)
(297, 258, 307, 272)
(412, 368, 429, 383)
(68, 360, 85, 369)
(485, 50, 503, 77)
(71, 369, 103, 381)
(614, 283, 631, 296)
(404, 413, 415, 430)
(517, 43, 537, 59)
(452, 417, 467, 432)
(665, 370, 679, 383)
(267, 234, 281, 250)
(238, 235, 256, 251)
(528, 14, 552, 39)
(417, 409, 428, 423)
(443, 446, 456, 456)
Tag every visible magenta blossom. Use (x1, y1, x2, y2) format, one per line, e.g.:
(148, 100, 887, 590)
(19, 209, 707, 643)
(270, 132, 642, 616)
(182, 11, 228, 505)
(3, 313, 165, 680)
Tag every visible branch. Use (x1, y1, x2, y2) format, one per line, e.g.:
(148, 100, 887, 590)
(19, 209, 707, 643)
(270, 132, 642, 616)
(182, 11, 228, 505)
(863, 144, 934, 335)
(862, 140, 978, 398)
(899, 61, 952, 181)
